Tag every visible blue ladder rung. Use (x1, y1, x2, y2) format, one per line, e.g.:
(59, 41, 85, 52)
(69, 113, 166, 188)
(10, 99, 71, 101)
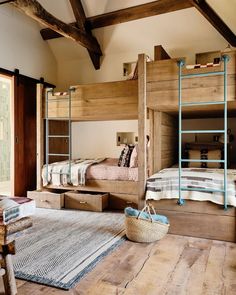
(182, 71, 224, 79)
(48, 153, 70, 157)
(181, 130, 224, 134)
(180, 187, 225, 193)
(181, 159, 225, 163)
(48, 135, 70, 138)
(182, 101, 225, 107)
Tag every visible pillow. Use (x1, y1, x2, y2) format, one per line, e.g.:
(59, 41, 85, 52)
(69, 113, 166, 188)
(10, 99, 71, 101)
(129, 144, 138, 168)
(118, 145, 134, 167)
(188, 149, 221, 168)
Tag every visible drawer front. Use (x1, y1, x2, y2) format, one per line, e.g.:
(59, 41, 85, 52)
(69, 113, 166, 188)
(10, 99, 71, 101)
(109, 193, 138, 210)
(27, 191, 64, 209)
(65, 192, 108, 212)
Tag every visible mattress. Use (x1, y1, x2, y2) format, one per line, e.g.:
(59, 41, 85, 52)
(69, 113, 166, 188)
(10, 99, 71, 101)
(146, 168, 236, 207)
(86, 158, 138, 182)
(43, 158, 138, 187)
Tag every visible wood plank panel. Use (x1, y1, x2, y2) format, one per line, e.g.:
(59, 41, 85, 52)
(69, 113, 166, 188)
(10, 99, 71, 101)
(147, 51, 235, 83)
(46, 80, 138, 121)
(156, 209, 235, 242)
(147, 73, 236, 92)
(146, 51, 236, 113)
(46, 180, 138, 195)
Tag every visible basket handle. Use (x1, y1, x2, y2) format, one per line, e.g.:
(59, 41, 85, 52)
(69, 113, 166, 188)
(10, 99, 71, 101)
(137, 205, 154, 223)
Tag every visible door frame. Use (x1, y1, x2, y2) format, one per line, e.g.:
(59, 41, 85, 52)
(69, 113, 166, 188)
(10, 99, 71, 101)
(0, 73, 14, 196)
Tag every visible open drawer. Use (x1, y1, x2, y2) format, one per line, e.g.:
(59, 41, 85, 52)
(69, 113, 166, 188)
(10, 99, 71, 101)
(27, 189, 65, 209)
(64, 191, 108, 212)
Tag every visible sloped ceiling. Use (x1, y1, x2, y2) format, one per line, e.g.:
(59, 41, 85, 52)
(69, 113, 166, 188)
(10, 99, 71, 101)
(36, 0, 236, 62)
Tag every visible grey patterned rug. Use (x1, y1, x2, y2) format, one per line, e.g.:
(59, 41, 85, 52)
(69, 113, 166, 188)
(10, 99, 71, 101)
(13, 208, 125, 290)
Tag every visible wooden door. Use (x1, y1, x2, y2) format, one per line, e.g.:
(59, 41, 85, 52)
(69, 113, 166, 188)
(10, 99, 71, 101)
(14, 75, 37, 196)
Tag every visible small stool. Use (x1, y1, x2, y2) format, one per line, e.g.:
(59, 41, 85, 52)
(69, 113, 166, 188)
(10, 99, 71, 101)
(0, 241, 17, 295)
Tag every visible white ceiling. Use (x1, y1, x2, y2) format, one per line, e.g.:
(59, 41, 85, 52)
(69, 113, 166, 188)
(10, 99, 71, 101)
(36, 0, 236, 62)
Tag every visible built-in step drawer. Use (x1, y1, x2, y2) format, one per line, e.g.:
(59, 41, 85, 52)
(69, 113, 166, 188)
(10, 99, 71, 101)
(64, 191, 108, 212)
(109, 193, 138, 210)
(27, 190, 65, 209)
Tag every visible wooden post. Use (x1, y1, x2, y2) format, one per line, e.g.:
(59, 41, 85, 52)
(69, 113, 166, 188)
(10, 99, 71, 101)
(0, 241, 17, 295)
(138, 54, 147, 209)
(148, 109, 154, 176)
(36, 83, 44, 190)
(154, 45, 170, 61)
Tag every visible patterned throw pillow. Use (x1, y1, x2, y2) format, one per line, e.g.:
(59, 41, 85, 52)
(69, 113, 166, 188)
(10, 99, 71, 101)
(118, 145, 135, 167)
(129, 144, 138, 168)
(188, 149, 221, 168)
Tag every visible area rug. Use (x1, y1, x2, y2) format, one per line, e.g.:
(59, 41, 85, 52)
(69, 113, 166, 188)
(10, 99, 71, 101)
(12, 208, 125, 290)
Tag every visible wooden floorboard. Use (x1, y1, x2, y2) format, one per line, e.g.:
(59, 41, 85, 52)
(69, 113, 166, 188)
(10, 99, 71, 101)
(4, 234, 236, 295)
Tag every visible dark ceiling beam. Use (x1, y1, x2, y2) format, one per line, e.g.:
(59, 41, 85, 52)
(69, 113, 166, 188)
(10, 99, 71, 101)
(69, 0, 102, 70)
(40, 0, 193, 40)
(189, 0, 236, 47)
(0, 0, 14, 5)
(11, 0, 102, 55)
(88, 0, 193, 29)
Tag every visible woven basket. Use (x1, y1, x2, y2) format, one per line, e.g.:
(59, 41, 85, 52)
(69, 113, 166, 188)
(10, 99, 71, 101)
(125, 204, 169, 243)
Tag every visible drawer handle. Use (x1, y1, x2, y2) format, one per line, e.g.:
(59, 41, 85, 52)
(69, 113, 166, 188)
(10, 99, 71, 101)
(40, 199, 49, 203)
(79, 201, 87, 204)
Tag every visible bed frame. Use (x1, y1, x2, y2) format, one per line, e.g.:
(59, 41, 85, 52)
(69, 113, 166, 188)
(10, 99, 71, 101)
(145, 49, 236, 242)
(36, 46, 236, 241)
(36, 77, 141, 209)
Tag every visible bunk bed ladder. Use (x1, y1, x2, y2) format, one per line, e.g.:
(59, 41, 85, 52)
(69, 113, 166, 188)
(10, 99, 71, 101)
(45, 88, 75, 184)
(177, 55, 229, 210)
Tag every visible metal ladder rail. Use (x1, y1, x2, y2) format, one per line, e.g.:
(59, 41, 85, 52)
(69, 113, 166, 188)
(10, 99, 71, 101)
(45, 88, 75, 184)
(177, 55, 229, 209)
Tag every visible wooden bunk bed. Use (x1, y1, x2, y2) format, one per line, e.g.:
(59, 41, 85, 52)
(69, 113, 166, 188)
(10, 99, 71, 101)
(35, 45, 235, 242)
(141, 49, 236, 242)
(36, 78, 143, 210)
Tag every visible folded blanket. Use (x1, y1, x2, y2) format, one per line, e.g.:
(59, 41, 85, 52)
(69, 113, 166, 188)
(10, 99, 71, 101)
(125, 207, 169, 224)
(0, 198, 20, 224)
(42, 158, 106, 186)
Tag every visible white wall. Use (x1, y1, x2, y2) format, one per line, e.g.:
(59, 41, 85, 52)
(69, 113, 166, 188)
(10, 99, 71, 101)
(72, 120, 139, 159)
(55, 7, 230, 89)
(183, 118, 236, 164)
(0, 5, 57, 84)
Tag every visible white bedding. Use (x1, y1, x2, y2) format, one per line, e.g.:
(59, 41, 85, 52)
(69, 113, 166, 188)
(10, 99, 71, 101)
(146, 168, 236, 207)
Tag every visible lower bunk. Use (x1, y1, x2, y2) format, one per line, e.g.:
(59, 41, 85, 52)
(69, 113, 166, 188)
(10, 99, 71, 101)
(145, 167, 236, 242)
(40, 158, 139, 210)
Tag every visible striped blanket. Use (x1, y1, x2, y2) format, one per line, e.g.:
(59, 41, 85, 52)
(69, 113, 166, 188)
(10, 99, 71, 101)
(146, 168, 236, 207)
(42, 158, 105, 186)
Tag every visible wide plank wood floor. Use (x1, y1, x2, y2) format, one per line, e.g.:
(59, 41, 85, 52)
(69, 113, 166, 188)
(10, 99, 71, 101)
(1, 234, 236, 295)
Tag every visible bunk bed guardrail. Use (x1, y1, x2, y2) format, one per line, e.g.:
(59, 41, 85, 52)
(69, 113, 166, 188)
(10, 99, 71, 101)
(177, 55, 229, 210)
(45, 87, 76, 184)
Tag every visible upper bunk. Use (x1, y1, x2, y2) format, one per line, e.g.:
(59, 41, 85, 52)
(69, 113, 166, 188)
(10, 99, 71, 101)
(45, 50, 236, 122)
(146, 50, 236, 118)
(46, 80, 138, 121)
